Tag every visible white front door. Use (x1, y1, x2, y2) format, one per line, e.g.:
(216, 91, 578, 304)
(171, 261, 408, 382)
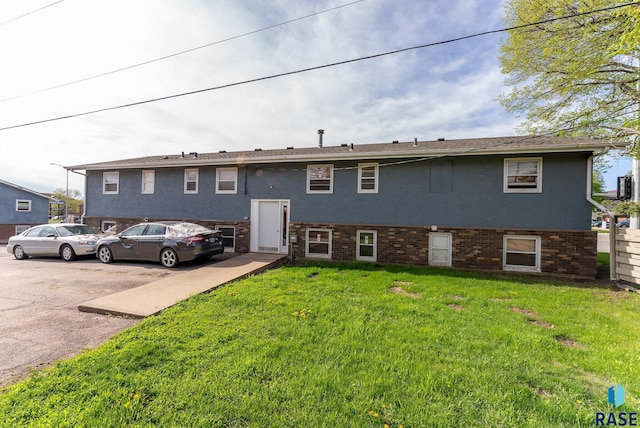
(250, 200, 290, 253)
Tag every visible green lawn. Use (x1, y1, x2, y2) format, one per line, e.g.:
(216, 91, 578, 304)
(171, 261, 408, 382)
(1, 262, 639, 427)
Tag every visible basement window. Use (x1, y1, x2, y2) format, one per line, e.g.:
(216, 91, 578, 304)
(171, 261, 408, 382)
(503, 235, 541, 272)
(306, 228, 332, 258)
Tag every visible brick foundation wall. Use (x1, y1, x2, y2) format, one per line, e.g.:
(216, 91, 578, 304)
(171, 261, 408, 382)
(290, 223, 597, 278)
(83, 217, 251, 254)
(0, 224, 35, 243)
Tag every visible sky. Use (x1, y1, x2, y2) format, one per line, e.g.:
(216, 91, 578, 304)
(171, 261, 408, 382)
(0, 0, 631, 196)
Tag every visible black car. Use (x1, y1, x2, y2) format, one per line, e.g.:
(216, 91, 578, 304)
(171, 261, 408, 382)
(96, 221, 224, 268)
(617, 219, 630, 228)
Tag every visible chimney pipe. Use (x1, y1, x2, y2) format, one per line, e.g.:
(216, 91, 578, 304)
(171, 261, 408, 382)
(318, 129, 324, 148)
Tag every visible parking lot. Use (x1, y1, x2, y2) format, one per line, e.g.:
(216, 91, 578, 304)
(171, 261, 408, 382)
(0, 250, 204, 387)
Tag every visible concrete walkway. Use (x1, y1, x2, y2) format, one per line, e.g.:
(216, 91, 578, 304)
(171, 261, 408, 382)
(78, 253, 286, 318)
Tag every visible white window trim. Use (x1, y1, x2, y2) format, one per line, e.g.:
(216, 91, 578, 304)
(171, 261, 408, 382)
(15, 225, 30, 235)
(504, 157, 542, 193)
(142, 170, 155, 194)
(356, 230, 377, 262)
(503, 235, 541, 273)
(216, 167, 238, 194)
(184, 168, 199, 194)
(103, 172, 119, 195)
(305, 228, 332, 259)
(307, 164, 334, 194)
(15, 199, 31, 212)
(429, 232, 452, 266)
(215, 224, 236, 251)
(101, 220, 117, 233)
(358, 163, 379, 194)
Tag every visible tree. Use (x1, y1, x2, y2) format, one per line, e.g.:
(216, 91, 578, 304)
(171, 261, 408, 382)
(53, 188, 83, 216)
(499, 1, 640, 147)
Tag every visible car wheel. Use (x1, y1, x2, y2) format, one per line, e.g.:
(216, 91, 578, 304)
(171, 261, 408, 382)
(13, 245, 27, 260)
(160, 248, 179, 268)
(98, 246, 114, 264)
(60, 244, 77, 261)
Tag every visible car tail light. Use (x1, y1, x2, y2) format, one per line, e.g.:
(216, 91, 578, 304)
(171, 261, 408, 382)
(183, 236, 206, 245)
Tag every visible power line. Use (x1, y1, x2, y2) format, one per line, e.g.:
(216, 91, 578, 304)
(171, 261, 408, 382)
(0, 1, 637, 133)
(0, 0, 364, 103)
(0, 1, 64, 26)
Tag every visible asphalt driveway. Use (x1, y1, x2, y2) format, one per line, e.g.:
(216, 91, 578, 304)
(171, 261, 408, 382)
(0, 250, 207, 387)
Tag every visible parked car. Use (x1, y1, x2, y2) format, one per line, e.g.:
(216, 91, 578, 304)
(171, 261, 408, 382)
(7, 223, 104, 261)
(591, 219, 602, 228)
(617, 219, 630, 228)
(96, 221, 224, 268)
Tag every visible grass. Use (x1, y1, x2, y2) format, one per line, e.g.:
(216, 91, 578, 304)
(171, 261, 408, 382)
(1, 262, 640, 427)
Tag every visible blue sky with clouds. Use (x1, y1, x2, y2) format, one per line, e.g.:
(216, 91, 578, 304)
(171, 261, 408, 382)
(0, 0, 630, 194)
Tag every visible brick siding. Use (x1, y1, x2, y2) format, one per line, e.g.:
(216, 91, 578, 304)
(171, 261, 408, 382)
(290, 223, 597, 278)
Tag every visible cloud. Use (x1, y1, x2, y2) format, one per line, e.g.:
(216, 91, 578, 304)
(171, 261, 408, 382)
(0, 0, 519, 193)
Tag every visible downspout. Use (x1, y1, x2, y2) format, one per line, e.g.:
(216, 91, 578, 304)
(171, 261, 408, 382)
(587, 155, 616, 280)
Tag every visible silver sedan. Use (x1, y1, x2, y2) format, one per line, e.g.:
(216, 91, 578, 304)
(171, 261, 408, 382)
(7, 223, 104, 261)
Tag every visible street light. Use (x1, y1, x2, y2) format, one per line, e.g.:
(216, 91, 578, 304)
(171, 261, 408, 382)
(50, 162, 69, 220)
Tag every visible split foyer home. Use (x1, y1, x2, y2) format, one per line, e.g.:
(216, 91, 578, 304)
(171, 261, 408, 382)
(0, 179, 50, 242)
(68, 135, 612, 278)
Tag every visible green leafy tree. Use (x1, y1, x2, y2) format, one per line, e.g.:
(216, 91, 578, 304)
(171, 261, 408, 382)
(499, 1, 639, 145)
(53, 188, 83, 216)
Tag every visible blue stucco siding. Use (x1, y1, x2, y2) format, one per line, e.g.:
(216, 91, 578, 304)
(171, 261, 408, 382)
(85, 152, 593, 231)
(0, 183, 49, 224)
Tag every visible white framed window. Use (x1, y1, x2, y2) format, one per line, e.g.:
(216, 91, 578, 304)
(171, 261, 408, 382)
(15, 199, 31, 212)
(216, 225, 236, 251)
(503, 235, 541, 272)
(356, 230, 377, 261)
(429, 233, 452, 266)
(504, 158, 542, 193)
(101, 220, 117, 233)
(103, 172, 119, 194)
(184, 168, 199, 194)
(142, 170, 155, 194)
(15, 225, 30, 235)
(216, 167, 238, 194)
(306, 228, 332, 258)
(358, 163, 378, 193)
(307, 165, 333, 194)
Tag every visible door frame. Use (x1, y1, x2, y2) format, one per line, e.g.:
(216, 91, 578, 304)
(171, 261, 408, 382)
(250, 199, 290, 253)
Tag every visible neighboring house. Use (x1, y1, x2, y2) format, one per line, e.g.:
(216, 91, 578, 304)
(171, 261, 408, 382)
(0, 179, 50, 243)
(68, 136, 615, 278)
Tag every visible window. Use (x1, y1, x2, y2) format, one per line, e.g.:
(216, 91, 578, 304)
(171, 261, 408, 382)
(15, 225, 29, 235)
(429, 233, 452, 266)
(103, 172, 119, 194)
(358, 163, 378, 193)
(306, 228, 332, 258)
(144, 224, 166, 235)
(142, 170, 155, 194)
(504, 158, 542, 193)
(216, 168, 238, 194)
(503, 236, 541, 272)
(216, 225, 236, 251)
(307, 165, 333, 193)
(101, 220, 117, 233)
(16, 199, 31, 212)
(24, 226, 44, 237)
(184, 168, 199, 194)
(356, 230, 377, 261)
(122, 224, 147, 237)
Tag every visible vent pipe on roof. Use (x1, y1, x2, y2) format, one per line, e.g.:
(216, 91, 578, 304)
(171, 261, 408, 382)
(318, 129, 324, 148)
(412, 138, 418, 148)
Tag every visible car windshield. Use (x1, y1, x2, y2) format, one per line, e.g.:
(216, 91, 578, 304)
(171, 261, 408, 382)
(166, 222, 214, 238)
(57, 225, 102, 237)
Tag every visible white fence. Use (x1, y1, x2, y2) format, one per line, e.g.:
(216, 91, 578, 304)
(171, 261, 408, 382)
(615, 229, 640, 285)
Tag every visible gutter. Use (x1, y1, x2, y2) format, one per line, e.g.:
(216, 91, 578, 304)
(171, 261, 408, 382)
(587, 155, 616, 280)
